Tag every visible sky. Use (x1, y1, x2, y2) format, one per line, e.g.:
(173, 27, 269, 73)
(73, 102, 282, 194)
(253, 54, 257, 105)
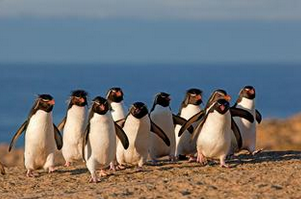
(0, 0, 300, 64)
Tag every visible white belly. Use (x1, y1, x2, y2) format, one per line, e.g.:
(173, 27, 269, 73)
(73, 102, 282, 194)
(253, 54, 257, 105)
(110, 102, 126, 121)
(233, 99, 257, 152)
(116, 115, 150, 166)
(197, 111, 231, 159)
(85, 113, 116, 168)
(62, 106, 87, 162)
(149, 106, 175, 159)
(24, 111, 56, 169)
(175, 104, 202, 156)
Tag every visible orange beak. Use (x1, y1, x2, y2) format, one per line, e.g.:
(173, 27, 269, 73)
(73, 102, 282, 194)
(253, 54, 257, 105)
(48, 99, 55, 105)
(116, 91, 122, 97)
(248, 89, 255, 95)
(196, 95, 202, 100)
(78, 97, 85, 103)
(224, 95, 231, 102)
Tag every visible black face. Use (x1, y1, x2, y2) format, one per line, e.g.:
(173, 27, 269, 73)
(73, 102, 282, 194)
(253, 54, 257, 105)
(130, 102, 149, 119)
(153, 92, 171, 107)
(239, 86, 256, 100)
(184, 88, 203, 105)
(69, 90, 88, 108)
(212, 99, 230, 114)
(206, 89, 231, 109)
(106, 87, 124, 103)
(35, 94, 55, 113)
(92, 96, 110, 115)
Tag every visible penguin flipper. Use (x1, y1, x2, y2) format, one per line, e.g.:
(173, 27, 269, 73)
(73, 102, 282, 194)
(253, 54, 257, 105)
(255, 109, 262, 124)
(178, 110, 205, 137)
(150, 121, 170, 146)
(114, 122, 129, 149)
(8, 120, 28, 152)
(190, 113, 208, 141)
(230, 107, 254, 123)
(53, 124, 63, 150)
(231, 118, 243, 149)
(172, 114, 194, 134)
(82, 123, 90, 162)
(115, 118, 126, 128)
(57, 116, 67, 132)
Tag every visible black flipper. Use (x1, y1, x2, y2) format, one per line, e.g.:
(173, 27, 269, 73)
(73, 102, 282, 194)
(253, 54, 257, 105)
(172, 114, 194, 133)
(150, 120, 170, 146)
(255, 109, 262, 124)
(231, 118, 243, 149)
(178, 110, 205, 137)
(115, 118, 126, 128)
(114, 122, 129, 149)
(53, 124, 63, 150)
(230, 107, 254, 123)
(57, 116, 67, 132)
(8, 120, 28, 152)
(82, 123, 90, 162)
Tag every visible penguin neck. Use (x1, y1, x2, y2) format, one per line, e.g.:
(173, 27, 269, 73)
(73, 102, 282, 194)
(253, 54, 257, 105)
(29, 110, 53, 124)
(180, 104, 202, 119)
(236, 97, 255, 111)
(205, 110, 231, 130)
(152, 105, 171, 113)
(110, 101, 126, 121)
(90, 111, 112, 123)
(67, 105, 87, 118)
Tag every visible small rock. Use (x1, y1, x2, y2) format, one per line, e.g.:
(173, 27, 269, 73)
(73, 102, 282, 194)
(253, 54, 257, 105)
(181, 190, 191, 196)
(271, 185, 283, 190)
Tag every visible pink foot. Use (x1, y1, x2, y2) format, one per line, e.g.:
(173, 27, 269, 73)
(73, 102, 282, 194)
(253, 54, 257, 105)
(48, 166, 56, 173)
(109, 162, 116, 171)
(197, 152, 207, 165)
(89, 177, 100, 183)
(26, 170, 36, 177)
(99, 169, 108, 177)
(220, 156, 231, 168)
(188, 156, 197, 162)
(64, 162, 71, 167)
(251, 148, 263, 156)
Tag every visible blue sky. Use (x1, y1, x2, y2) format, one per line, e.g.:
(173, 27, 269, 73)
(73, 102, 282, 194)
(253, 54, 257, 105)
(0, 0, 300, 64)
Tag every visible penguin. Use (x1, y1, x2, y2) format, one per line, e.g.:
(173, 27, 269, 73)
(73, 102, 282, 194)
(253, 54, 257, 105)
(106, 87, 127, 170)
(193, 99, 234, 167)
(116, 102, 170, 169)
(149, 92, 189, 163)
(0, 161, 5, 175)
(106, 87, 126, 124)
(57, 90, 88, 167)
(8, 94, 63, 177)
(82, 96, 129, 183)
(178, 89, 254, 151)
(230, 86, 262, 155)
(174, 88, 203, 161)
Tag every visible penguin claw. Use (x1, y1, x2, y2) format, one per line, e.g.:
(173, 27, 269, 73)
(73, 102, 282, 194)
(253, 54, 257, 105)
(89, 177, 100, 183)
(64, 162, 71, 167)
(26, 170, 36, 177)
(220, 163, 231, 168)
(48, 167, 56, 173)
(188, 156, 197, 162)
(99, 170, 109, 177)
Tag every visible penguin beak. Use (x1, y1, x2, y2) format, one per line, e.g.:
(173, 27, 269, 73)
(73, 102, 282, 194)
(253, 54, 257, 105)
(220, 105, 225, 112)
(248, 89, 255, 95)
(78, 97, 85, 103)
(116, 91, 122, 97)
(224, 95, 231, 102)
(48, 99, 55, 105)
(99, 104, 105, 111)
(196, 95, 202, 100)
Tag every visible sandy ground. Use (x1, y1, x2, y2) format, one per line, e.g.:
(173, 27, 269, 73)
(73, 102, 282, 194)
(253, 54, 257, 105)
(1, 114, 301, 198)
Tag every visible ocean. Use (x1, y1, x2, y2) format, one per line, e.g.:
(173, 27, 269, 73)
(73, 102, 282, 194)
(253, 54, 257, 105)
(0, 63, 300, 145)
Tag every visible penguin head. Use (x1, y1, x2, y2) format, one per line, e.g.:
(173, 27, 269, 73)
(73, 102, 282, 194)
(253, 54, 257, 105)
(153, 92, 171, 108)
(206, 89, 231, 109)
(91, 96, 110, 115)
(69, 90, 88, 107)
(130, 102, 148, 119)
(33, 94, 55, 113)
(106, 87, 124, 103)
(183, 88, 203, 106)
(212, 99, 230, 114)
(238, 86, 256, 100)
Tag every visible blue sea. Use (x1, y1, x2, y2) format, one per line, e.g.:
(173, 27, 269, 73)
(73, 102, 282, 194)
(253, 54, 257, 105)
(0, 63, 300, 145)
